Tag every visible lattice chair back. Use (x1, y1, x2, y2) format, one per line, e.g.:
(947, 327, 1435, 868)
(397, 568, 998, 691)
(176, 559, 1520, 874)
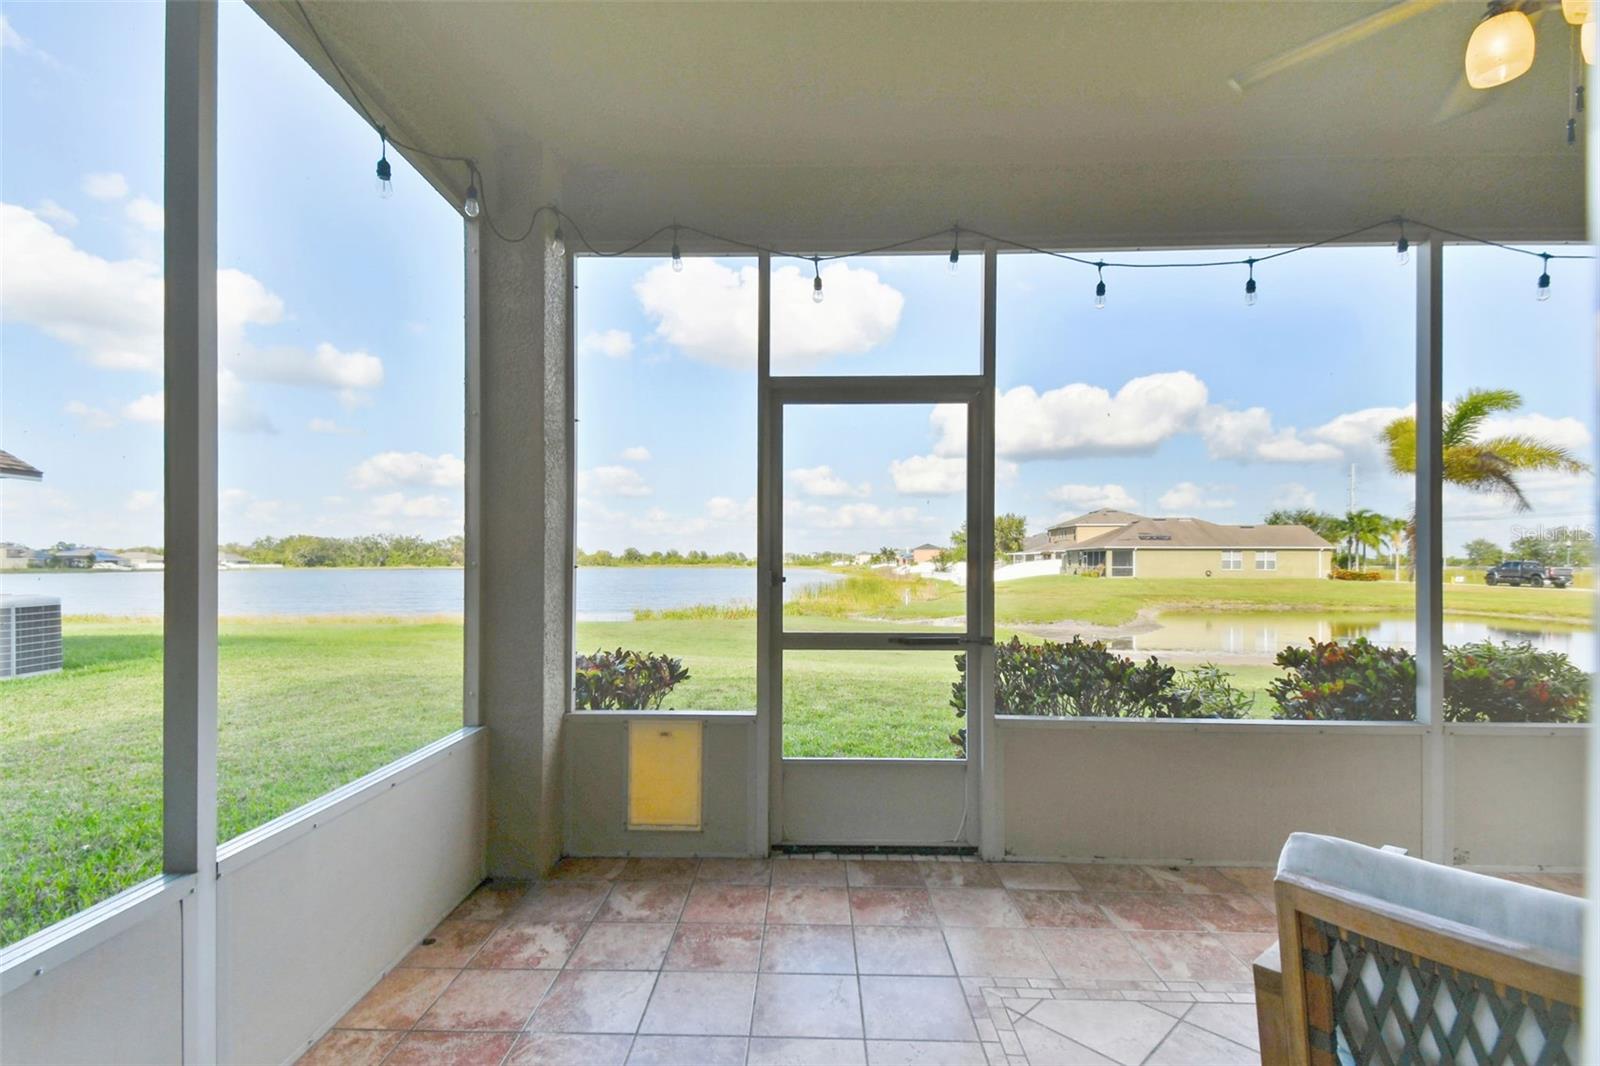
(1273, 833, 1581, 1066)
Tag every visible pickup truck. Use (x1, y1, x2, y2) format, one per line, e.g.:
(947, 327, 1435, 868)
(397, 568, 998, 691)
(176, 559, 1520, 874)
(1484, 560, 1574, 588)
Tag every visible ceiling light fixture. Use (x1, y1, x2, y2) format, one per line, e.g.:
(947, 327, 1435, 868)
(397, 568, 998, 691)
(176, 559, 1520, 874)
(1465, 3, 1538, 89)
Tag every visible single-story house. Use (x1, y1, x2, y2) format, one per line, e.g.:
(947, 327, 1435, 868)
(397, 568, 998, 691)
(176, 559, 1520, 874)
(52, 548, 126, 570)
(1005, 508, 1146, 562)
(120, 551, 165, 571)
(1060, 515, 1334, 578)
(908, 543, 944, 565)
(0, 542, 33, 570)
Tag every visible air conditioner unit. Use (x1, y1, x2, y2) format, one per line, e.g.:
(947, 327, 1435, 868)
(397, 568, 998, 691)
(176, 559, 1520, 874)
(1, 594, 63, 680)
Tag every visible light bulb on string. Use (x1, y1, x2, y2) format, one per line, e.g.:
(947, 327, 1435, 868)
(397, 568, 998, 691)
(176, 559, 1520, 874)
(463, 180, 480, 219)
(1396, 223, 1410, 266)
(949, 227, 960, 273)
(551, 220, 566, 258)
(1244, 260, 1257, 307)
(812, 259, 825, 303)
(375, 128, 393, 199)
(671, 227, 683, 273)
(1093, 263, 1106, 310)
(1537, 253, 1552, 301)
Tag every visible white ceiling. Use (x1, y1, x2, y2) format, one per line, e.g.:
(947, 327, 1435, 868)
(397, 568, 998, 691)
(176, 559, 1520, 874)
(255, 1, 1588, 251)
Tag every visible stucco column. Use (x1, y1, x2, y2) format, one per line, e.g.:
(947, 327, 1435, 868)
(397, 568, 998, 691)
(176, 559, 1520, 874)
(476, 212, 570, 878)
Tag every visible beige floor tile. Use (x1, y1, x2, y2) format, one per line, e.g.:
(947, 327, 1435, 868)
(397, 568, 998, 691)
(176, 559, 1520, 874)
(639, 971, 757, 1035)
(1126, 932, 1253, 983)
(512, 881, 611, 923)
(697, 858, 773, 884)
(992, 863, 1083, 891)
(547, 857, 627, 881)
(850, 888, 937, 927)
(1144, 1020, 1257, 1064)
(682, 883, 770, 923)
(1216, 931, 1278, 963)
(753, 973, 864, 1038)
(449, 880, 532, 921)
(1031, 930, 1159, 983)
(664, 923, 765, 972)
(384, 1030, 518, 1065)
(770, 859, 849, 886)
(860, 975, 978, 1042)
(1139, 866, 1251, 895)
(528, 970, 658, 1033)
(917, 862, 1002, 888)
(942, 927, 1053, 978)
(568, 922, 676, 970)
(1066, 865, 1164, 893)
(504, 1031, 634, 1065)
(929, 888, 1026, 929)
(619, 857, 701, 881)
(1025, 998, 1179, 1064)
(416, 969, 556, 1031)
(1010, 890, 1114, 929)
(471, 921, 585, 970)
(767, 886, 852, 924)
(597, 881, 690, 923)
(1011, 1017, 1117, 1065)
(296, 1029, 403, 1066)
(1093, 892, 1206, 932)
(400, 919, 498, 968)
(337, 968, 456, 1030)
(761, 924, 857, 974)
(1182, 1002, 1260, 1051)
(865, 1039, 989, 1064)
(627, 1034, 748, 1064)
(853, 926, 955, 976)
(747, 1036, 868, 1065)
(1185, 893, 1276, 933)
(846, 860, 925, 887)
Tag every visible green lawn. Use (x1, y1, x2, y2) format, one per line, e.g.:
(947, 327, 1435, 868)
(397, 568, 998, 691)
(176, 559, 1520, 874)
(6, 573, 1591, 944)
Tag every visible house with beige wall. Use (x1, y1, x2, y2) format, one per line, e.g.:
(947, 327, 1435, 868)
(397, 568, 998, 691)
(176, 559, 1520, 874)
(1058, 514, 1334, 578)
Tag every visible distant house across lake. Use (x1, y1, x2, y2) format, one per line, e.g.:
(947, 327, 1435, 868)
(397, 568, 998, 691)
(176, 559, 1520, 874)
(1009, 510, 1334, 579)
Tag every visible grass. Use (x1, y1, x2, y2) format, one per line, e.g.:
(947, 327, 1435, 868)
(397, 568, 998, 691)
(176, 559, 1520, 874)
(6, 569, 1591, 944)
(3, 618, 461, 946)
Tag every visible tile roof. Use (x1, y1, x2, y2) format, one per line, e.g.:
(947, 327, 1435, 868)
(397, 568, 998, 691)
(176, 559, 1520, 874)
(1069, 516, 1334, 551)
(0, 450, 43, 480)
(1049, 508, 1146, 530)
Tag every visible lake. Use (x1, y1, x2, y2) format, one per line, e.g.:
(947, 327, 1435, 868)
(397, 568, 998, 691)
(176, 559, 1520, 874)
(1124, 610, 1595, 673)
(0, 566, 843, 621)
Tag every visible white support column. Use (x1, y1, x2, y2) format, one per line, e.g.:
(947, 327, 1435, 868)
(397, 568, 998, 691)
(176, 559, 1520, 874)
(163, 1, 218, 1059)
(1415, 236, 1448, 865)
(756, 253, 780, 849)
(1584, 91, 1599, 1066)
(975, 244, 1003, 860)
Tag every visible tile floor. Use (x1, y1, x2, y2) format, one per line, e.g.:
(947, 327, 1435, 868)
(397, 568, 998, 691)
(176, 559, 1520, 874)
(299, 857, 1585, 1066)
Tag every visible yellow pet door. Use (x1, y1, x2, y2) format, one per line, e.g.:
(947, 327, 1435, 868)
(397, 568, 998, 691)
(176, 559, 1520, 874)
(627, 719, 703, 831)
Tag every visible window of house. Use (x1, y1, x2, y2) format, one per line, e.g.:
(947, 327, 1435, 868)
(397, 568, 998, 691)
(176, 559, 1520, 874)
(1110, 549, 1135, 577)
(1221, 550, 1243, 571)
(1255, 551, 1277, 571)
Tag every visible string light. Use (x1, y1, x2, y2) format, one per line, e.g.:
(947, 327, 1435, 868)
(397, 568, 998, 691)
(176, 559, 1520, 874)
(463, 180, 480, 219)
(1093, 263, 1106, 310)
(949, 227, 960, 273)
(812, 258, 824, 303)
(671, 227, 683, 272)
(551, 222, 566, 258)
(375, 128, 393, 199)
(1244, 259, 1258, 307)
(1537, 253, 1553, 300)
(1395, 221, 1410, 266)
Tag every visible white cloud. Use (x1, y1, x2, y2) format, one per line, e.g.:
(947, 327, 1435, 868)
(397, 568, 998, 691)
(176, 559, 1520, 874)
(1046, 483, 1139, 512)
(231, 340, 383, 393)
(64, 400, 118, 430)
(82, 172, 129, 201)
(577, 465, 651, 498)
(620, 446, 652, 462)
(634, 259, 903, 370)
(1272, 482, 1319, 510)
(935, 371, 1210, 460)
(122, 392, 164, 424)
(126, 490, 158, 513)
(1158, 481, 1237, 512)
(308, 418, 356, 435)
(791, 464, 870, 498)
(1197, 406, 1341, 464)
(125, 196, 164, 232)
(889, 454, 965, 496)
(1, 14, 55, 64)
(371, 492, 455, 519)
(580, 328, 634, 359)
(785, 498, 928, 531)
(35, 199, 76, 228)
(350, 451, 465, 490)
(706, 496, 756, 523)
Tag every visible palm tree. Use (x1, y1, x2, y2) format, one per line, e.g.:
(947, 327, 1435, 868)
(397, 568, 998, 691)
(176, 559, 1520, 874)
(1384, 388, 1589, 509)
(1383, 515, 1409, 580)
(1340, 509, 1386, 571)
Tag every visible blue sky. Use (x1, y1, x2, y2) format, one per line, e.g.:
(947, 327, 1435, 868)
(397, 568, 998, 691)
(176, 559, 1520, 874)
(4, 4, 1593, 560)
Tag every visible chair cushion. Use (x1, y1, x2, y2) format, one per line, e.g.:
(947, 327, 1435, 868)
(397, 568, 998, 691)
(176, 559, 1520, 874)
(1276, 832, 1581, 963)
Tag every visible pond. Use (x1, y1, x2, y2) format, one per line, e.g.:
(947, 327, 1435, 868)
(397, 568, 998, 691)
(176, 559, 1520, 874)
(1118, 610, 1595, 673)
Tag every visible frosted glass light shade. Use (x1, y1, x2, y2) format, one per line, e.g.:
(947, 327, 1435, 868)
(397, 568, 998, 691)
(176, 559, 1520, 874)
(1465, 10, 1536, 89)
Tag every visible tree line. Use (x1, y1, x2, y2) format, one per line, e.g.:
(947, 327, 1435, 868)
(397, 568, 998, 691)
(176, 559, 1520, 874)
(224, 534, 465, 568)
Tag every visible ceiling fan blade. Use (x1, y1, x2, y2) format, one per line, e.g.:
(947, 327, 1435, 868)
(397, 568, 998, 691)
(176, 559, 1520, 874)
(1228, 0, 1449, 93)
(1432, 71, 1495, 123)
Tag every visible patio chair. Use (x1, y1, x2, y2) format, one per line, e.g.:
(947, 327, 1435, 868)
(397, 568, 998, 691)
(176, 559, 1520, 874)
(1254, 832, 1581, 1065)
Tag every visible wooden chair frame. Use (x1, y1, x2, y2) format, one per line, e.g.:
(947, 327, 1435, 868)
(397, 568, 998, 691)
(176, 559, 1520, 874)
(1271, 872, 1581, 1066)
